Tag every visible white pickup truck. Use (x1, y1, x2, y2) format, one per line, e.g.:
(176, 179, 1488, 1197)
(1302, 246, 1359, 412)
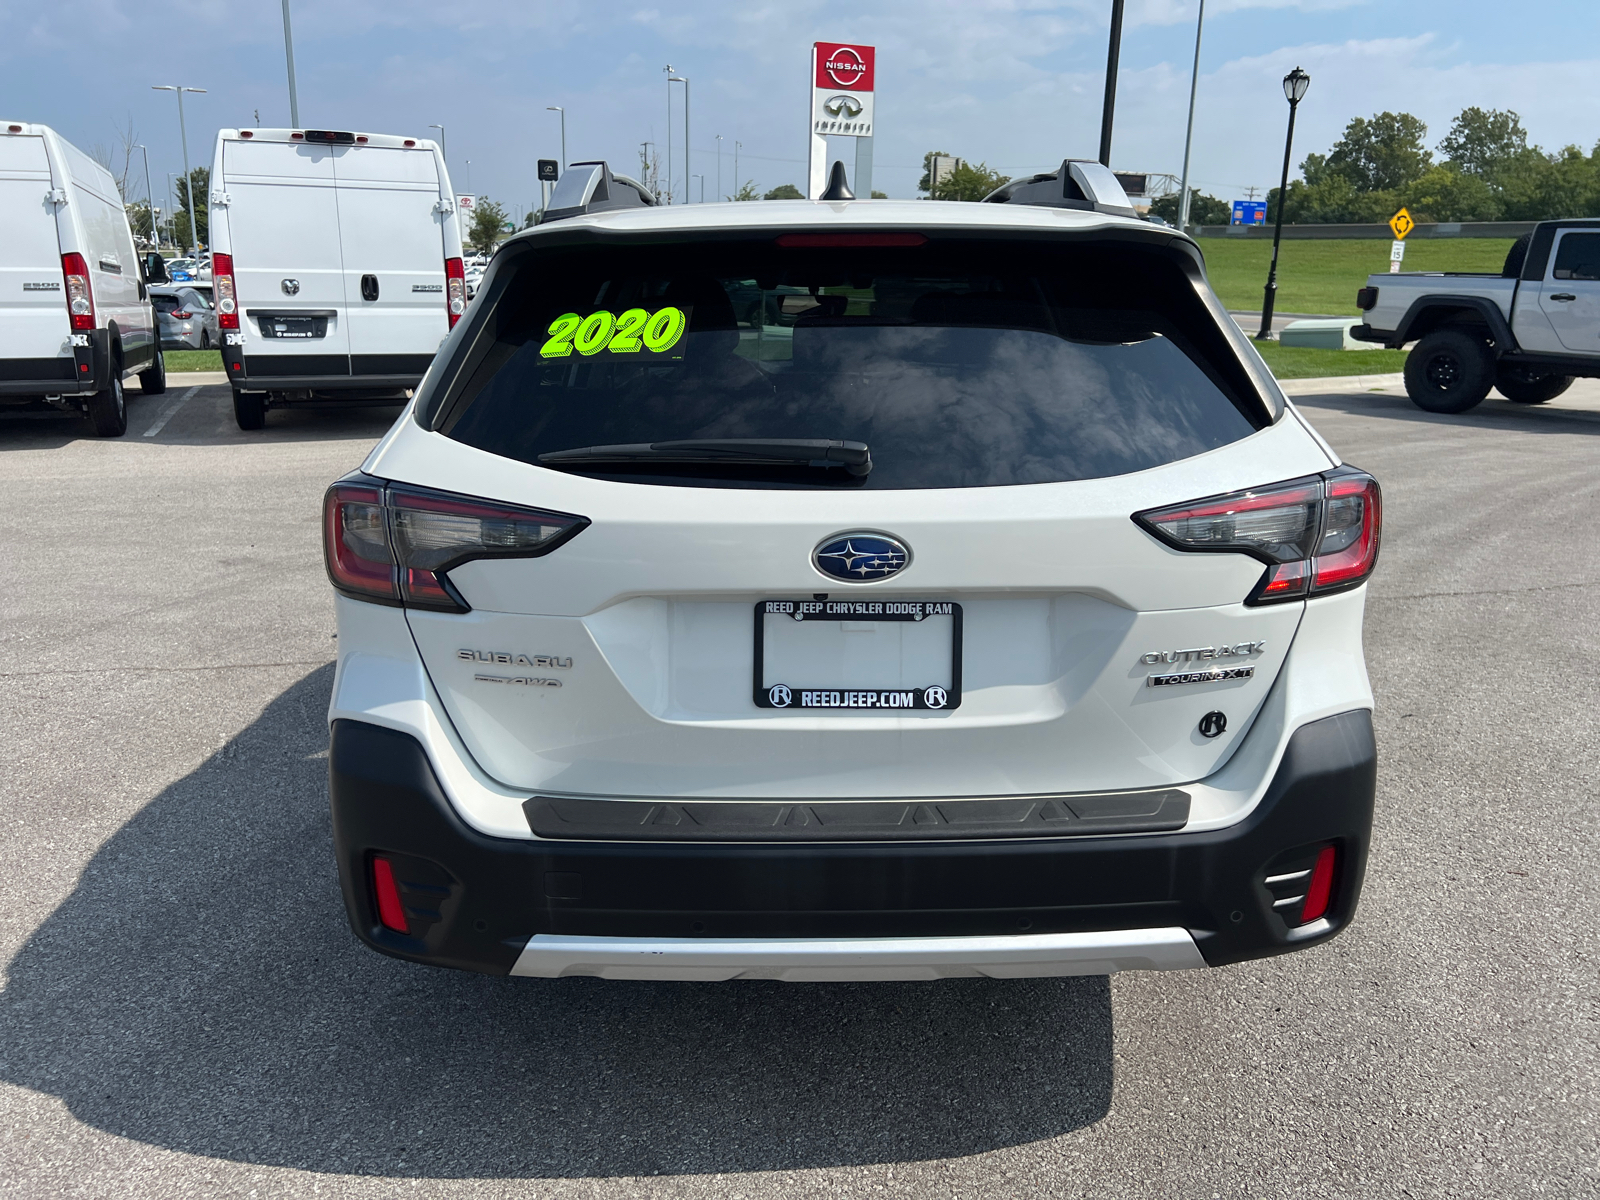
(1352, 219, 1600, 412)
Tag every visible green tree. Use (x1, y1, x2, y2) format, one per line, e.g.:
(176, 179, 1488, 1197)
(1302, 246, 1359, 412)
(1438, 107, 1529, 180)
(1398, 165, 1503, 222)
(172, 166, 209, 251)
(467, 196, 510, 252)
(917, 150, 950, 195)
(1322, 112, 1432, 192)
(932, 161, 1010, 202)
(731, 180, 760, 201)
(1148, 188, 1230, 226)
(763, 183, 804, 200)
(871, 190, 888, 199)
(125, 201, 157, 244)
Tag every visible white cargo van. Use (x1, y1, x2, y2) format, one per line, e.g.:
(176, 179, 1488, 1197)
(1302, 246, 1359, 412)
(208, 128, 464, 429)
(0, 121, 164, 436)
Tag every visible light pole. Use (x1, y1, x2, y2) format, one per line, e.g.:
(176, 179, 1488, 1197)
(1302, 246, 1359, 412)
(667, 70, 689, 202)
(429, 124, 447, 166)
(152, 85, 205, 256)
(166, 173, 177, 248)
(545, 106, 566, 175)
(693, 174, 703, 203)
(280, 0, 300, 127)
(1098, 0, 1125, 167)
(640, 141, 656, 198)
(735, 141, 741, 198)
(715, 133, 722, 201)
(1177, 0, 1206, 232)
(135, 144, 155, 247)
(464, 160, 471, 193)
(1257, 66, 1310, 341)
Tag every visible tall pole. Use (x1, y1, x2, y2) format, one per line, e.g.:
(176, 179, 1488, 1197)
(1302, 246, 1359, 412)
(663, 66, 674, 203)
(715, 133, 722, 201)
(735, 141, 741, 197)
(136, 145, 154, 246)
(546, 106, 566, 173)
(680, 77, 691, 203)
(166, 174, 177, 248)
(694, 174, 703, 203)
(1098, 0, 1125, 167)
(1177, 0, 1205, 231)
(280, 0, 300, 127)
(1257, 67, 1310, 341)
(153, 86, 205, 256)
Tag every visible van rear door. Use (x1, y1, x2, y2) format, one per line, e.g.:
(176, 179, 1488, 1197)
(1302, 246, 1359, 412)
(332, 144, 448, 379)
(0, 132, 69, 371)
(221, 139, 350, 375)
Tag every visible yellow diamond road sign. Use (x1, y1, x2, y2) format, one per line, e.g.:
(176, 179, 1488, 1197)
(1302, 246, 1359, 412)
(1389, 208, 1415, 240)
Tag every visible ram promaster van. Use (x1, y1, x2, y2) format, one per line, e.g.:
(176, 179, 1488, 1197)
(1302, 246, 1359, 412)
(0, 121, 163, 436)
(208, 129, 464, 429)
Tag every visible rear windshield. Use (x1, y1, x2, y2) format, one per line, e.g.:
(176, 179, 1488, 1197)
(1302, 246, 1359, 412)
(431, 238, 1264, 490)
(152, 295, 180, 313)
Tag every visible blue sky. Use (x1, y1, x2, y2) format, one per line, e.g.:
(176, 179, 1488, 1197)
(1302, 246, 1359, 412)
(3, 0, 1596, 214)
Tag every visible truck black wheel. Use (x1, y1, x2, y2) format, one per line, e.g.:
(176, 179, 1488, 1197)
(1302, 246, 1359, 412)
(1404, 330, 1495, 414)
(233, 389, 266, 430)
(138, 349, 167, 395)
(1494, 365, 1572, 405)
(86, 372, 127, 437)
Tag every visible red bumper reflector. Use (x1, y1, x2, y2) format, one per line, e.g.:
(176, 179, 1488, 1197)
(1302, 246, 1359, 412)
(372, 856, 407, 932)
(1300, 845, 1337, 924)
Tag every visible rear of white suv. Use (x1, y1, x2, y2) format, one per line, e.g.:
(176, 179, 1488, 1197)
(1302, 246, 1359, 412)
(324, 194, 1379, 981)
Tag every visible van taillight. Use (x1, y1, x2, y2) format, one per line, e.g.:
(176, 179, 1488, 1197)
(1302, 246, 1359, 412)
(61, 252, 94, 331)
(1133, 466, 1381, 604)
(322, 478, 588, 612)
(444, 257, 465, 327)
(213, 252, 238, 329)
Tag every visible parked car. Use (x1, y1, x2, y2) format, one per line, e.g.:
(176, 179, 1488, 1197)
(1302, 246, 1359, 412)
(1354, 220, 1600, 411)
(150, 283, 219, 349)
(323, 159, 1382, 983)
(209, 127, 463, 429)
(0, 120, 164, 435)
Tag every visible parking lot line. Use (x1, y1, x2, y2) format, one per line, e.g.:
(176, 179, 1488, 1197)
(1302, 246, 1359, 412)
(142, 385, 200, 437)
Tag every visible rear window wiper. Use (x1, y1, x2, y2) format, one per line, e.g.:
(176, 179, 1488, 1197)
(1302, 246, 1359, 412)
(538, 438, 872, 477)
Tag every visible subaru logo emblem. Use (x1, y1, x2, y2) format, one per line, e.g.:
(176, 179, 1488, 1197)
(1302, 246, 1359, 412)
(281, 278, 300, 296)
(812, 532, 910, 583)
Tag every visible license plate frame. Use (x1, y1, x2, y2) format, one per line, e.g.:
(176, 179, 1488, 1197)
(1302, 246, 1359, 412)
(752, 598, 963, 713)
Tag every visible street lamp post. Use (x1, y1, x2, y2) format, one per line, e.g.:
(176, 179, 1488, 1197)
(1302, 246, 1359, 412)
(464, 160, 471, 193)
(152, 85, 205, 256)
(667, 71, 689, 202)
(715, 133, 722, 201)
(280, 0, 300, 127)
(1257, 66, 1310, 341)
(1177, 0, 1206, 232)
(135, 144, 155, 247)
(546, 106, 566, 175)
(166, 173, 177, 247)
(693, 174, 703, 203)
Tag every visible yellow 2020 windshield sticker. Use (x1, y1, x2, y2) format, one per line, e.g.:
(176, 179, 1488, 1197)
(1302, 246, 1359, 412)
(540, 305, 691, 360)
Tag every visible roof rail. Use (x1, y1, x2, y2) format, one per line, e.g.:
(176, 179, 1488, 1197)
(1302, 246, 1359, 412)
(541, 161, 657, 223)
(981, 160, 1138, 218)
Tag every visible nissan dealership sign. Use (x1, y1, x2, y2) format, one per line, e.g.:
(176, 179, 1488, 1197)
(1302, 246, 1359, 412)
(812, 41, 875, 137)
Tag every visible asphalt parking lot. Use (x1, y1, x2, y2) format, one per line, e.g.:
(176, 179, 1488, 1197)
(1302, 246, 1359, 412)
(1, 378, 1596, 1199)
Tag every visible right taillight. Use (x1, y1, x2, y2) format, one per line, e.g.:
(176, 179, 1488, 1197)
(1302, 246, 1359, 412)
(322, 477, 588, 612)
(1134, 466, 1381, 605)
(444, 257, 465, 327)
(62, 252, 94, 331)
(213, 252, 238, 329)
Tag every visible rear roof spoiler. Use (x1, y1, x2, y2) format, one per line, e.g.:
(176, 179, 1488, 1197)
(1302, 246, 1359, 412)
(541, 161, 657, 223)
(982, 160, 1138, 218)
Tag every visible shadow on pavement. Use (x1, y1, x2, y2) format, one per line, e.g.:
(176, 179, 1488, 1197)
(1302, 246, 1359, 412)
(1290, 388, 1600, 434)
(0, 666, 1113, 1179)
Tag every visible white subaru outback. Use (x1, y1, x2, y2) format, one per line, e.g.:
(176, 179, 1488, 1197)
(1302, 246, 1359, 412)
(323, 160, 1381, 982)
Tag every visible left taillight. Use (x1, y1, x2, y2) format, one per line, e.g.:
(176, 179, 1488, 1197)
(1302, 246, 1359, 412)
(445, 257, 465, 328)
(1133, 466, 1381, 605)
(213, 251, 238, 329)
(322, 477, 588, 612)
(61, 252, 94, 331)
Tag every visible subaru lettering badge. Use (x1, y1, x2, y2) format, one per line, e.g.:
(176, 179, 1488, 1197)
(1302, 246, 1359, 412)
(812, 532, 910, 583)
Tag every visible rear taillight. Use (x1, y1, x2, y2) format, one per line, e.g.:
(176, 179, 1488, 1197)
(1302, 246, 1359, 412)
(322, 477, 588, 612)
(61, 252, 94, 331)
(444, 257, 465, 327)
(1134, 466, 1381, 605)
(172, 310, 193, 319)
(213, 252, 238, 329)
(371, 856, 407, 932)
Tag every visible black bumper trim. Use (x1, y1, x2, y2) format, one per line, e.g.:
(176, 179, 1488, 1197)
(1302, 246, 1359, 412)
(525, 788, 1190, 841)
(330, 711, 1376, 975)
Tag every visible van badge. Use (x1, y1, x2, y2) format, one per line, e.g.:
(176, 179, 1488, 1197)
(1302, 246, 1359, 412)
(281, 278, 300, 296)
(812, 533, 909, 583)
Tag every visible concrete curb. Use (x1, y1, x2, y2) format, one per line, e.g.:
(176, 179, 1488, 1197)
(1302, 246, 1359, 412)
(166, 371, 228, 385)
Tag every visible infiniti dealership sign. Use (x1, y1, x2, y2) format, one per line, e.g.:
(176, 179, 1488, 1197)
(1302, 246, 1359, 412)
(811, 41, 875, 138)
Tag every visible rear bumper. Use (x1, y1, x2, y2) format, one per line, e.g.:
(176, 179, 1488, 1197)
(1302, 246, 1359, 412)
(221, 341, 426, 393)
(329, 709, 1377, 979)
(0, 331, 108, 397)
(1348, 323, 1395, 347)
